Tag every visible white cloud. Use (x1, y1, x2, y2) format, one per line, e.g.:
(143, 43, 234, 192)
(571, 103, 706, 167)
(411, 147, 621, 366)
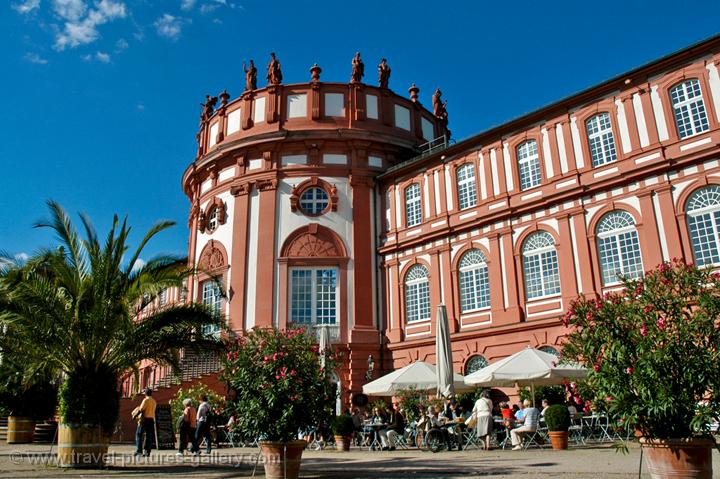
(199, 3, 219, 13)
(95, 51, 110, 62)
(14, 253, 29, 262)
(180, 0, 196, 10)
(24, 52, 48, 64)
(12, 0, 41, 14)
(131, 258, 145, 273)
(53, 0, 127, 51)
(154, 14, 187, 41)
(115, 38, 128, 51)
(52, 0, 87, 21)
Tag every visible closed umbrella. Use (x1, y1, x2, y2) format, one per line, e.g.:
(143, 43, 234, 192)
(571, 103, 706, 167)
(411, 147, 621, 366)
(435, 304, 455, 398)
(362, 361, 473, 396)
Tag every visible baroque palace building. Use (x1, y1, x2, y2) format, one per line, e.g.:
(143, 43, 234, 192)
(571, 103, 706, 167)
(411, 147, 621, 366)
(122, 34, 720, 414)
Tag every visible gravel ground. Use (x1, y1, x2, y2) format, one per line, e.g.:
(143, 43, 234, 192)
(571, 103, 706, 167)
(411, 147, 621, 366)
(1, 442, 719, 478)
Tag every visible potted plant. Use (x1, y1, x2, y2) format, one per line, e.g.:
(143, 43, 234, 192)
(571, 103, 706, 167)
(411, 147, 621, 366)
(222, 327, 336, 479)
(563, 260, 720, 478)
(0, 202, 222, 467)
(331, 413, 354, 451)
(543, 404, 570, 450)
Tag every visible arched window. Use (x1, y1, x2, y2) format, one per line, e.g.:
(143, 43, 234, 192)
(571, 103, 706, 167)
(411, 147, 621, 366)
(465, 355, 489, 375)
(517, 140, 542, 191)
(404, 264, 430, 323)
(686, 186, 720, 266)
(586, 113, 617, 167)
(299, 187, 329, 215)
(670, 79, 710, 139)
(539, 346, 559, 357)
(405, 183, 422, 227)
(522, 231, 560, 299)
(596, 211, 643, 285)
(458, 249, 490, 312)
(456, 163, 477, 210)
(207, 207, 218, 232)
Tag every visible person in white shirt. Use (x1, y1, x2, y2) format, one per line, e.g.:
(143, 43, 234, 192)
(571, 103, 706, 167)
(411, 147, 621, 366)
(472, 390, 494, 450)
(191, 394, 212, 454)
(511, 399, 540, 450)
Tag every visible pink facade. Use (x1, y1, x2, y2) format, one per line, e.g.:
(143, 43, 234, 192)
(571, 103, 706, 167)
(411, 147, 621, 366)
(378, 35, 720, 377)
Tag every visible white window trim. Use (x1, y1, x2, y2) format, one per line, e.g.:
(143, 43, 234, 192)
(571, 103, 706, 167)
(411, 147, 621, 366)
(517, 141, 542, 191)
(671, 79, 710, 139)
(456, 164, 477, 211)
(405, 184, 422, 227)
(289, 266, 339, 326)
(586, 113, 618, 167)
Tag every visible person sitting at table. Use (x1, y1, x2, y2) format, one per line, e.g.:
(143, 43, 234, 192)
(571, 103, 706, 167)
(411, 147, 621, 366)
(472, 390, 494, 450)
(566, 400, 579, 418)
(540, 399, 550, 418)
(514, 402, 525, 423)
(500, 402, 515, 428)
(511, 399, 540, 450)
(366, 407, 386, 449)
(351, 408, 364, 445)
(379, 401, 405, 451)
(428, 406, 454, 451)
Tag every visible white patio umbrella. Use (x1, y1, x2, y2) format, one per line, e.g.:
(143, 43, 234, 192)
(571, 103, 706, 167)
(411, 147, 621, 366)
(362, 360, 473, 396)
(318, 324, 330, 369)
(463, 347, 587, 403)
(436, 304, 455, 398)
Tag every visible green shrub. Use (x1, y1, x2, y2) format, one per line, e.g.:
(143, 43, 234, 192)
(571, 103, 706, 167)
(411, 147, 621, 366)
(544, 404, 570, 432)
(331, 414, 354, 437)
(169, 383, 226, 425)
(58, 364, 119, 435)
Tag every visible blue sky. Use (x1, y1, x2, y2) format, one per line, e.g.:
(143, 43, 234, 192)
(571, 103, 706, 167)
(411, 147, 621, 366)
(2, 0, 720, 264)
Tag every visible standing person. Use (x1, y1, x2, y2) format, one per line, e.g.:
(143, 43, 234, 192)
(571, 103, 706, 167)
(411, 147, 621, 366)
(511, 399, 540, 450)
(133, 388, 157, 457)
(177, 398, 197, 455)
(472, 390, 494, 450)
(192, 394, 212, 455)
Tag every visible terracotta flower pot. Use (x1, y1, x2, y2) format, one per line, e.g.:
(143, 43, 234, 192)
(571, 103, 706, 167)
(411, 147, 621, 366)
(548, 431, 568, 450)
(260, 440, 306, 479)
(334, 435, 351, 451)
(7, 417, 35, 444)
(640, 437, 714, 479)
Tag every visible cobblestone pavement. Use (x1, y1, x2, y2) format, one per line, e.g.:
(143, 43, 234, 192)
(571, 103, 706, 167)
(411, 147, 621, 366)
(1, 442, 719, 478)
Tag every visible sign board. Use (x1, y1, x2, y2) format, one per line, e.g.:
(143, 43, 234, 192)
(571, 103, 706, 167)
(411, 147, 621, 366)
(154, 404, 176, 450)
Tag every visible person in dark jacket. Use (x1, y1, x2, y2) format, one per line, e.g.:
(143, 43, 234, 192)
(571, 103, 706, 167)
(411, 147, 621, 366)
(379, 402, 405, 451)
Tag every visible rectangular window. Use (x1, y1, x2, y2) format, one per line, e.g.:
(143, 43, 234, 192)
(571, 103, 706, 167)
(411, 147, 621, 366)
(366, 94, 379, 119)
(671, 79, 710, 139)
(325, 93, 345, 117)
(227, 109, 241, 135)
(394, 105, 411, 131)
(586, 113, 617, 167)
(517, 141, 542, 190)
(421, 117, 434, 141)
(253, 97, 266, 124)
(201, 280, 222, 334)
(290, 268, 338, 326)
(405, 184, 422, 227)
(287, 94, 307, 119)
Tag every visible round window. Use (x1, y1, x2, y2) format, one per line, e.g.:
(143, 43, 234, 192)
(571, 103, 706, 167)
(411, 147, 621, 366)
(299, 187, 330, 215)
(465, 355, 489, 375)
(207, 207, 218, 231)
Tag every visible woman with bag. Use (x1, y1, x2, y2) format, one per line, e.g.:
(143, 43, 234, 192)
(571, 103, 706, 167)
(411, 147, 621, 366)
(176, 398, 197, 455)
(472, 390, 494, 450)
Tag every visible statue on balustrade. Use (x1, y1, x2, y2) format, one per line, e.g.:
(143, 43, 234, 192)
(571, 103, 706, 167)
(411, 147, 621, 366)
(351, 52, 364, 83)
(200, 94, 218, 124)
(378, 58, 391, 89)
(432, 88, 448, 125)
(243, 60, 257, 91)
(266, 52, 283, 85)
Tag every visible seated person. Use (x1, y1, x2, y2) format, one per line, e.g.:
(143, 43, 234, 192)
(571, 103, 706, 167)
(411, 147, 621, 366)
(510, 399, 540, 450)
(500, 402, 515, 428)
(428, 406, 454, 451)
(540, 399, 550, 418)
(514, 402, 526, 423)
(379, 402, 405, 451)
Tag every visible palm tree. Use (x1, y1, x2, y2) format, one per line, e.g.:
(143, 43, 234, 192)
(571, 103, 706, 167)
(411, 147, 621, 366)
(0, 201, 223, 436)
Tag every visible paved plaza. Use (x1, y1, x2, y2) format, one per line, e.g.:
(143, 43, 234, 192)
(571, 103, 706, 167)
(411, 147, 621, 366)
(2, 442, 720, 478)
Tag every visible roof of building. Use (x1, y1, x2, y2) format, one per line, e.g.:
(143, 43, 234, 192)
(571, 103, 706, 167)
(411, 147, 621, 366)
(378, 32, 720, 180)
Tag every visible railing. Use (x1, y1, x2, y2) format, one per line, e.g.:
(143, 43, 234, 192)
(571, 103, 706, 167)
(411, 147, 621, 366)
(304, 323, 341, 343)
(417, 135, 450, 158)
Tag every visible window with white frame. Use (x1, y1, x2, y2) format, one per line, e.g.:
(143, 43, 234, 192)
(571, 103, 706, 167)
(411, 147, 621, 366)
(686, 186, 720, 267)
(586, 113, 618, 167)
(596, 211, 643, 286)
(201, 280, 222, 334)
(670, 79, 710, 139)
(159, 288, 168, 308)
(522, 231, 561, 299)
(405, 183, 422, 227)
(456, 163, 477, 210)
(299, 187, 329, 215)
(517, 140, 542, 190)
(404, 264, 430, 323)
(458, 249, 490, 312)
(290, 268, 338, 326)
(207, 207, 218, 232)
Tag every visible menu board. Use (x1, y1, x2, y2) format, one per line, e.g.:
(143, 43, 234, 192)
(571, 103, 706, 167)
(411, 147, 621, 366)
(154, 404, 176, 450)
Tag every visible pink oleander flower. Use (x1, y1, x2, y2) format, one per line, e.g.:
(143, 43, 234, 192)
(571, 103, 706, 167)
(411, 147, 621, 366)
(593, 364, 600, 372)
(626, 367, 633, 375)
(657, 317, 666, 330)
(640, 323, 647, 337)
(643, 305, 653, 313)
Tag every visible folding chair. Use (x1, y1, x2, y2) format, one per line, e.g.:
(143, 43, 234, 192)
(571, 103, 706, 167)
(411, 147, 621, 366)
(462, 428, 481, 450)
(522, 426, 547, 450)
